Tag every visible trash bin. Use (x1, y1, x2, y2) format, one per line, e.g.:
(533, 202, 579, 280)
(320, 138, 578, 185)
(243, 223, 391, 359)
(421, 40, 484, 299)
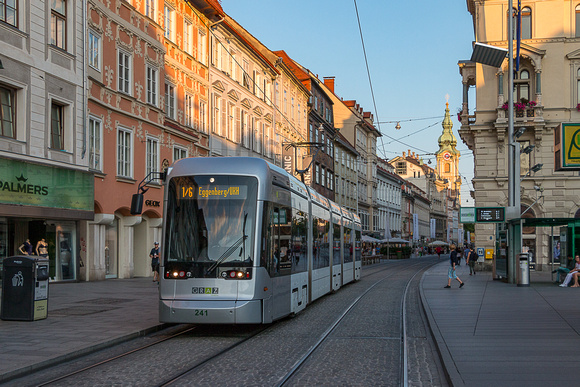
(1, 256, 49, 321)
(517, 253, 530, 287)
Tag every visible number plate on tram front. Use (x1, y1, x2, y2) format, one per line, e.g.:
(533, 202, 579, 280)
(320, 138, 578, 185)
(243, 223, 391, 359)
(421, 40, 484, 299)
(194, 310, 208, 316)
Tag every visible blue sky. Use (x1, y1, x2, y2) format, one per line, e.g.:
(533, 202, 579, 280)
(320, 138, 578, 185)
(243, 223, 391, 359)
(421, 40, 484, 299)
(220, 0, 476, 205)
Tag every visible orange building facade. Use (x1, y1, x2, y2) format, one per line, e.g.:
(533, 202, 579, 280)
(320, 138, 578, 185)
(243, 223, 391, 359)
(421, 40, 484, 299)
(84, 0, 221, 280)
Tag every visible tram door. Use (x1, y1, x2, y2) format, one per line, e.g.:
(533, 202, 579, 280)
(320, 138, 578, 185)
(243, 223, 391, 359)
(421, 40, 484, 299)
(332, 222, 341, 291)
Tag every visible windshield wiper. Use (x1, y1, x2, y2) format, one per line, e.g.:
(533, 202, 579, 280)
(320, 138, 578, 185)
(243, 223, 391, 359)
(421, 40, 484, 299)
(206, 213, 248, 275)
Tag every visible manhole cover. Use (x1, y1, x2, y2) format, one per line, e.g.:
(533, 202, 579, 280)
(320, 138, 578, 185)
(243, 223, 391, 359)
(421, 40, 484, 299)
(50, 306, 115, 316)
(78, 298, 134, 305)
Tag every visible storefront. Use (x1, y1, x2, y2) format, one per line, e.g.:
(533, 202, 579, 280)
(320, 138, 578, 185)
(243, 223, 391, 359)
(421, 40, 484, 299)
(0, 158, 93, 282)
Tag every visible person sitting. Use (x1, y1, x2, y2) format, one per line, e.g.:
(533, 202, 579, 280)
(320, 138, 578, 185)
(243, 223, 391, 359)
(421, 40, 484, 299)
(559, 255, 580, 287)
(553, 256, 574, 283)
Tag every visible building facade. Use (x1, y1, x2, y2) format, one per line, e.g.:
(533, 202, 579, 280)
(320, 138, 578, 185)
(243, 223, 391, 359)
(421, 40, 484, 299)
(208, 15, 279, 164)
(459, 0, 580, 267)
(84, 0, 218, 281)
(0, 0, 92, 281)
(333, 131, 359, 213)
(376, 159, 403, 239)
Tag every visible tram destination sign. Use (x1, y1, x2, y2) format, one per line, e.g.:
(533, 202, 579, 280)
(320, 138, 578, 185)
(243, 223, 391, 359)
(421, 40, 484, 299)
(476, 207, 505, 223)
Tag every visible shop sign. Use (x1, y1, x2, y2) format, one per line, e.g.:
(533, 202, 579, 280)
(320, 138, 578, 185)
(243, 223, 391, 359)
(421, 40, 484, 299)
(556, 123, 580, 170)
(0, 158, 93, 211)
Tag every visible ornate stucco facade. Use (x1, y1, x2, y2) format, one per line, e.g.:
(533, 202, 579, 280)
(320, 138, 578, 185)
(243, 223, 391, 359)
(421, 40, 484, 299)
(459, 0, 580, 268)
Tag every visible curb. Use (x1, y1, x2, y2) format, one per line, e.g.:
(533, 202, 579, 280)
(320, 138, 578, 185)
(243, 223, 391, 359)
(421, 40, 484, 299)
(0, 323, 170, 383)
(419, 264, 465, 387)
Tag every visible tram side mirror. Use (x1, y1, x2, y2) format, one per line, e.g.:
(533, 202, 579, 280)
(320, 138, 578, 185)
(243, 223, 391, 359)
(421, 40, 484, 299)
(130, 193, 144, 215)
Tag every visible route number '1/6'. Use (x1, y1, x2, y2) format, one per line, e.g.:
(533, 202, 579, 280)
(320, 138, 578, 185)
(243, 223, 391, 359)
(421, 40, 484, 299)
(182, 187, 194, 198)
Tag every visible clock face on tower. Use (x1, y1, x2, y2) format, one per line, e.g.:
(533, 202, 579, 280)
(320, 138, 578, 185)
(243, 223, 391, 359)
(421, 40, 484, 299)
(443, 152, 451, 161)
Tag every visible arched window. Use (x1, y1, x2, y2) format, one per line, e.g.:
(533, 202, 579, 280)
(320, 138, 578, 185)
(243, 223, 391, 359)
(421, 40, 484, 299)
(514, 69, 530, 103)
(444, 163, 450, 173)
(521, 7, 532, 39)
(576, 5, 580, 37)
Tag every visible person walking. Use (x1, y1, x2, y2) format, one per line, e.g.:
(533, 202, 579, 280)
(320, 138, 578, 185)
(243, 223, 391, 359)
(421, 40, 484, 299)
(150, 241, 160, 282)
(445, 244, 464, 288)
(466, 246, 478, 276)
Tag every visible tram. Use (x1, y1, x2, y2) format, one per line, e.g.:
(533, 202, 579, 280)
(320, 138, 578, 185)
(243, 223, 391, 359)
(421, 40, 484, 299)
(158, 157, 361, 324)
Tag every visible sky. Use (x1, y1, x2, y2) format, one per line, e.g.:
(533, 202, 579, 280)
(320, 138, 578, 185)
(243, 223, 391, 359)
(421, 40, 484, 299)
(220, 0, 476, 206)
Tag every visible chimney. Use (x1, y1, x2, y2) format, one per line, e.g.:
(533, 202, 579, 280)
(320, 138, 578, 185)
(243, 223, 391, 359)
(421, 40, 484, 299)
(408, 149, 411, 157)
(323, 77, 335, 93)
(403, 151, 406, 157)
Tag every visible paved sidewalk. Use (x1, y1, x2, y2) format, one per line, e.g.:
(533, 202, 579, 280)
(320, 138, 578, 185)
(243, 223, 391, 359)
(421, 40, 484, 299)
(0, 277, 162, 382)
(420, 261, 580, 387)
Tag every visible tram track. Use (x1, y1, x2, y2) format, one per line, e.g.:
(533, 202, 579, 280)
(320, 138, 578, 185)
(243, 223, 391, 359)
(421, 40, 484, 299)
(19, 258, 444, 387)
(274, 259, 440, 387)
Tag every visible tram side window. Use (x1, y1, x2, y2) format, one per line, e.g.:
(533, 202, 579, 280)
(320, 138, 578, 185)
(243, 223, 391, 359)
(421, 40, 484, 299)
(333, 223, 341, 265)
(313, 216, 330, 269)
(291, 209, 308, 273)
(261, 203, 275, 274)
(278, 207, 292, 274)
(355, 229, 361, 262)
(344, 227, 353, 263)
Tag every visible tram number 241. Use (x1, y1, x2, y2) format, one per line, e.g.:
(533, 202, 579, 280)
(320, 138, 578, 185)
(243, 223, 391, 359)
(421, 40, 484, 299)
(194, 310, 208, 316)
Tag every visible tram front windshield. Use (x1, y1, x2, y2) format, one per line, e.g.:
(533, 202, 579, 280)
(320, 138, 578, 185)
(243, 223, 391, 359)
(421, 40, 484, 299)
(164, 175, 258, 278)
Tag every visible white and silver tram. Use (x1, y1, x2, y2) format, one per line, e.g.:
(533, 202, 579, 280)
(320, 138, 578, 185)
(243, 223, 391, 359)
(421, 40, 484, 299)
(159, 157, 361, 324)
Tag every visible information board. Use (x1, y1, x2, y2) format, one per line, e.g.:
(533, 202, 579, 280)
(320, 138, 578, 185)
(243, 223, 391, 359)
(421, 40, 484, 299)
(476, 207, 505, 222)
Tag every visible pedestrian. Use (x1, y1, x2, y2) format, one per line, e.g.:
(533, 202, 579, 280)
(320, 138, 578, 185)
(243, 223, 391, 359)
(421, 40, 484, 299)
(445, 244, 464, 288)
(150, 241, 160, 282)
(436, 246, 441, 259)
(18, 238, 33, 255)
(466, 246, 478, 275)
(560, 255, 580, 287)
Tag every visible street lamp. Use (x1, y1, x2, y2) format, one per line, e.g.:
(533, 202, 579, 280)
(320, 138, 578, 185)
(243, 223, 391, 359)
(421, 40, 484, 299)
(521, 144, 535, 154)
(520, 163, 543, 183)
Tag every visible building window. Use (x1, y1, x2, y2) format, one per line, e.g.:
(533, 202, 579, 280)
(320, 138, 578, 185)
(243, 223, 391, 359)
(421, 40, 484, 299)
(146, 137, 159, 176)
(51, 0, 66, 50)
(213, 94, 220, 135)
(0, 0, 17, 27)
(146, 65, 158, 106)
(197, 29, 206, 64)
(521, 7, 531, 40)
(199, 100, 207, 133)
(50, 103, 64, 150)
(145, 0, 155, 19)
(243, 60, 250, 89)
(173, 146, 187, 162)
(513, 69, 530, 103)
(576, 5, 580, 38)
(396, 161, 406, 175)
(88, 30, 100, 70)
(183, 20, 192, 55)
(242, 110, 250, 148)
(164, 5, 174, 41)
(165, 83, 175, 119)
(0, 85, 15, 138)
(184, 92, 194, 127)
(117, 128, 132, 178)
(118, 50, 131, 95)
(88, 116, 102, 170)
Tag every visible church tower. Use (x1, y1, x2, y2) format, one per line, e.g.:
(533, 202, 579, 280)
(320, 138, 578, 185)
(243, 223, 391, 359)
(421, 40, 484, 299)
(435, 102, 461, 200)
